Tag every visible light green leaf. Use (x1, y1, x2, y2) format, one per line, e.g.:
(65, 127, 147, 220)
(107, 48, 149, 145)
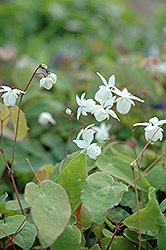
(158, 224, 166, 250)
(124, 187, 166, 230)
(80, 205, 93, 229)
(13, 221, 37, 250)
(11, 105, 29, 140)
(0, 215, 26, 239)
(90, 245, 102, 250)
(24, 180, 71, 247)
(96, 155, 150, 191)
(5, 200, 30, 211)
(0, 193, 8, 205)
(111, 236, 136, 250)
(0, 104, 10, 129)
(81, 172, 128, 224)
(55, 153, 88, 212)
(51, 216, 81, 250)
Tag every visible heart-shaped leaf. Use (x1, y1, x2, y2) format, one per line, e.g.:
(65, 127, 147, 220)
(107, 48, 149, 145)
(13, 221, 37, 250)
(0, 215, 26, 239)
(81, 172, 128, 224)
(24, 180, 71, 247)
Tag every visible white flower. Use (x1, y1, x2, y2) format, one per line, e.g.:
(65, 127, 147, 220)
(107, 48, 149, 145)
(73, 124, 101, 160)
(133, 116, 166, 142)
(93, 122, 112, 141)
(76, 92, 96, 120)
(38, 112, 56, 126)
(112, 88, 144, 114)
(0, 86, 25, 106)
(95, 72, 115, 104)
(91, 97, 119, 122)
(40, 72, 57, 90)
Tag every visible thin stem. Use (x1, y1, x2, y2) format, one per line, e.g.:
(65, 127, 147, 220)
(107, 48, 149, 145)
(10, 174, 24, 215)
(132, 168, 141, 250)
(94, 207, 113, 245)
(10, 64, 42, 171)
(127, 150, 166, 190)
(1, 120, 3, 150)
(113, 207, 117, 226)
(106, 221, 124, 250)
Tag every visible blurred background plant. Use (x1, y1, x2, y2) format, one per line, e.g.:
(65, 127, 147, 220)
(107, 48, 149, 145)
(0, 0, 166, 199)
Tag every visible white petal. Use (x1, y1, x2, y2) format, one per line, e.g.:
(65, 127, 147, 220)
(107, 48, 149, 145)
(73, 139, 88, 149)
(156, 119, 166, 126)
(87, 143, 101, 159)
(116, 98, 132, 114)
(133, 122, 150, 127)
(107, 109, 120, 121)
(0, 86, 11, 92)
(130, 94, 144, 102)
(108, 75, 115, 88)
(145, 126, 163, 142)
(77, 107, 82, 120)
(97, 72, 108, 87)
(95, 86, 112, 104)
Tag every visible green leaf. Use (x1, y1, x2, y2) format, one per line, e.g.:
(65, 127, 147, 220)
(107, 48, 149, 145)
(51, 216, 81, 250)
(13, 221, 37, 250)
(158, 225, 166, 250)
(55, 153, 88, 212)
(160, 198, 166, 213)
(50, 151, 81, 182)
(96, 155, 150, 191)
(0, 104, 10, 129)
(24, 180, 71, 247)
(5, 200, 30, 211)
(145, 165, 166, 191)
(0, 215, 26, 239)
(124, 187, 166, 230)
(81, 172, 128, 224)
(11, 105, 29, 140)
(110, 236, 136, 250)
(80, 205, 93, 229)
(0, 193, 8, 205)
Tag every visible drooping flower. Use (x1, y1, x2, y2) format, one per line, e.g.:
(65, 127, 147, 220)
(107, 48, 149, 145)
(93, 122, 112, 141)
(40, 72, 57, 90)
(76, 92, 96, 120)
(95, 72, 116, 104)
(73, 124, 101, 160)
(0, 86, 25, 106)
(133, 116, 166, 142)
(38, 112, 56, 126)
(92, 96, 119, 122)
(112, 87, 144, 114)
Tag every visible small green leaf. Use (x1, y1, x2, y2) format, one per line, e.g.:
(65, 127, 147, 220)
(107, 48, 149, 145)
(81, 172, 128, 224)
(24, 180, 71, 247)
(11, 105, 29, 140)
(5, 200, 30, 211)
(13, 221, 37, 250)
(0, 193, 8, 205)
(55, 153, 88, 212)
(124, 187, 166, 230)
(111, 236, 136, 250)
(0, 215, 26, 239)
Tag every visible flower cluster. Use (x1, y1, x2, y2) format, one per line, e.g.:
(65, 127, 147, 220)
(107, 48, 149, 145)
(73, 124, 101, 160)
(76, 72, 144, 123)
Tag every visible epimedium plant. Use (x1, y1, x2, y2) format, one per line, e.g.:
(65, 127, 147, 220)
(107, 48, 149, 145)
(0, 64, 166, 250)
